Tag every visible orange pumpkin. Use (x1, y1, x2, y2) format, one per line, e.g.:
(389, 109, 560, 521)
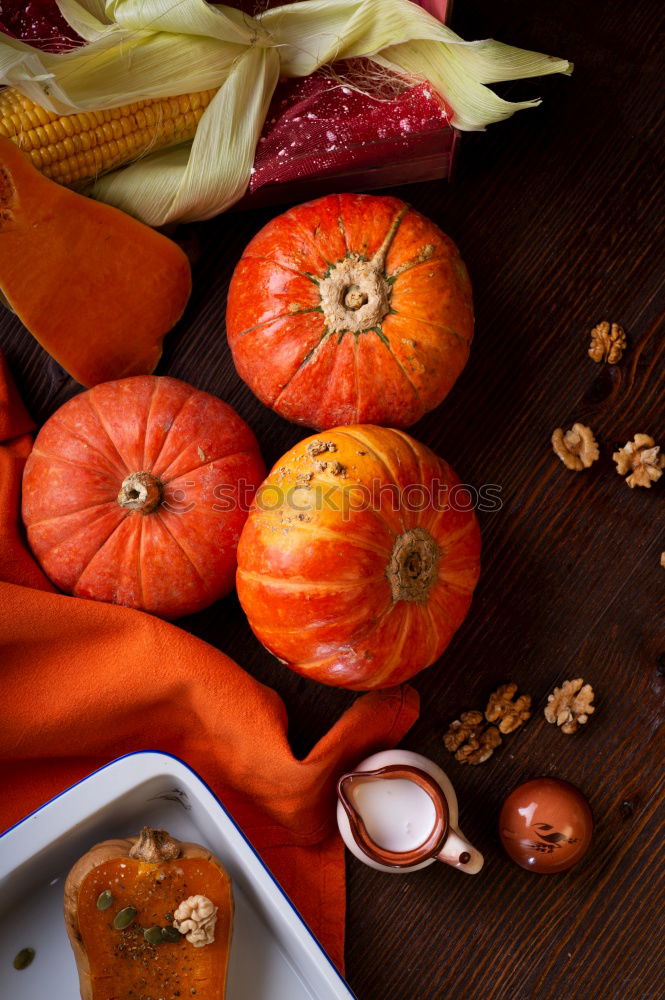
(226, 193, 473, 430)
(22, 376, 265, 619)
(236, 426, 481, 689)
(64, 827, 233, 1000)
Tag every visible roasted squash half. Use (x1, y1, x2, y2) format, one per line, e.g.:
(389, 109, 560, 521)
(64, 827, 233, 1000)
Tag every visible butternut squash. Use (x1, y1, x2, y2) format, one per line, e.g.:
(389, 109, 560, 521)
(0, 137, 191, 387)
(64, 827, 234, 1000)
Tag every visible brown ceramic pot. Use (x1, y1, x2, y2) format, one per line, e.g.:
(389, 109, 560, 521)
(499, 777, 593, 873)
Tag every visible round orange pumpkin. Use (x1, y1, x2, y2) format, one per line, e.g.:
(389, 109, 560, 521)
(22, 376, 265, 619)
(226, 193, 473, 430)
(236, 426, 481, 689)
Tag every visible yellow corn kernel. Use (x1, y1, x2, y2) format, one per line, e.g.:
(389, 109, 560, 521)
(0, 87, 216, 186)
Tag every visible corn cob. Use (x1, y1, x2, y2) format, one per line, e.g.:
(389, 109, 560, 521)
(0, 87, 217, 186)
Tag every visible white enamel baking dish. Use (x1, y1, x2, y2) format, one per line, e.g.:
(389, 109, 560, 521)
(0, 751, 357, 1000)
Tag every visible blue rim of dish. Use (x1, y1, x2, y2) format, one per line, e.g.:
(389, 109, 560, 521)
(0, 749, 358, 1000)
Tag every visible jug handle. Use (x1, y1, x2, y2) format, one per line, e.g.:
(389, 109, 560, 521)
(435, 828, 484, 874)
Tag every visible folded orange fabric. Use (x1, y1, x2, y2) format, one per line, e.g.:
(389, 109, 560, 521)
(0, 353, 419, 972)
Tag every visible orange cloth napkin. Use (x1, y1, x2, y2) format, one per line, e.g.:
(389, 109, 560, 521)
(0, 353, 419, 972)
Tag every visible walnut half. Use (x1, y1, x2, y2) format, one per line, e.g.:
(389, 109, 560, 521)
(443, 711, 502, 764)
(552, 423, 599, 471)
(485, 683, 531, 734)
(612, 434, 665, 488)
(173, 894, 218, 947)
(544, 678, 595, 734)
(589, 321, 626, 364)
(443, 683, 532, 764)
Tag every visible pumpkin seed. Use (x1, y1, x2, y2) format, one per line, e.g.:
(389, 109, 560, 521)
(113, 906, 137, 930)
(96, 889, 113, 910)
(13, 948, 35, 970)
(143, 925, 163, 945)
(161, 925, 182, 942)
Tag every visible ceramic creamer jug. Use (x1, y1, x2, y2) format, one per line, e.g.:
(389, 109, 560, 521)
(336, 749, 483, 875)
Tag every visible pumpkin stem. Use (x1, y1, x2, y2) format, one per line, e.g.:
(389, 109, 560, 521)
(386, 528, 440, 603)
(317, 208, 407, 336)
(117, 471, 162, 514)
(129, 827, 181, 862)
(318, 255, 391, 335)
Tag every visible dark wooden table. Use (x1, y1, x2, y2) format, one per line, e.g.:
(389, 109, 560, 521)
(2, 0, 664, 996)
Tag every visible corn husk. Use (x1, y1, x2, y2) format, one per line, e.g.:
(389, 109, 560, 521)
(0, 0, 572, 224)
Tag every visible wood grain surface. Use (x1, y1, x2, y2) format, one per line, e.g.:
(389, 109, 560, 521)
(1, 0, 664, 997)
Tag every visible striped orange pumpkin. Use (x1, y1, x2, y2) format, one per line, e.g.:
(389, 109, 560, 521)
(237, 425, 480, 690)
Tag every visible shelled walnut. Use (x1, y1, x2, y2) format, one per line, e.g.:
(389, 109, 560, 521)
(443, 682, 532, 764)
(544, 678, 595, 734)
(443, 711, 502, 764)
(552, 423, 599, 471)
(173, 894, 218, 947)
(443, 710, 484, 752)
(612, 434, 665, 488)
(485, 683, 532, 733)
(589, 321, 626, 364)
